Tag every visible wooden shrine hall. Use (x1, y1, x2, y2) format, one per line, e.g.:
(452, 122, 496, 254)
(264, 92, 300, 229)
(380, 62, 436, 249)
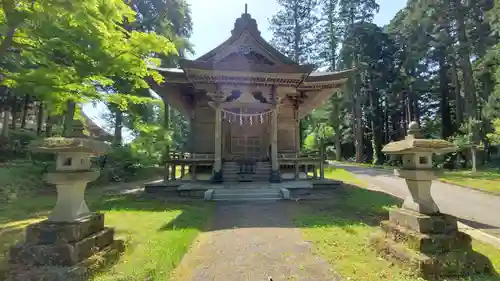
(149, 8, 352, 184)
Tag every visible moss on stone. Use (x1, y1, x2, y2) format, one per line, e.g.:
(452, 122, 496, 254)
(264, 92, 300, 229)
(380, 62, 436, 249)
(29, 138, 110, 155)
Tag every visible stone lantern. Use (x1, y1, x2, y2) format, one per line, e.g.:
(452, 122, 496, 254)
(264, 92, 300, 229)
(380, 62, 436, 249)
(370, 121, 492, 278)
(8, 121, 121, 281)
(381, 121, 456, 215)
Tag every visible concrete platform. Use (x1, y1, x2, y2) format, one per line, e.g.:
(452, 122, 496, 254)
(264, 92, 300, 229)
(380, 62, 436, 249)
(144, 179, 343, 201)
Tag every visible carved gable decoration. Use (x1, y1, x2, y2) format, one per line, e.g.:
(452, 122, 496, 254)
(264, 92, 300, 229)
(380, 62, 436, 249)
(209, 31, 280, 66)
(218, 51, 275, 66)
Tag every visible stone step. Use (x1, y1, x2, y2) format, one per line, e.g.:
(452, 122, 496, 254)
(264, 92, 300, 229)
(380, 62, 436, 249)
(223, 173, 270, 176)
(223, 173, 270, 177)
(223, 176, 271, 180)
(380, 220, 472, 254)
(369, 231, 491, 278)
(212, 188, 282, 201)
(222, 166, 269, 169)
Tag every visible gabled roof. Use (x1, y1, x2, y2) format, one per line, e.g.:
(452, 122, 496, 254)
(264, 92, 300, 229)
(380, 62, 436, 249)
(181, 11, 315, 74)
(196, 12, 298, 66)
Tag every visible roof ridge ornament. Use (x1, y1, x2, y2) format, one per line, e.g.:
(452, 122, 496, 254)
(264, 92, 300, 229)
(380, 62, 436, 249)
(232, 4, 260, 37)
(406, 121, 423, 139)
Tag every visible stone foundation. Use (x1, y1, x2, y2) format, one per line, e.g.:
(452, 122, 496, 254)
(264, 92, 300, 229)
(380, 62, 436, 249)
(8, 213, 123, 281)
(370, 208, 493, 278)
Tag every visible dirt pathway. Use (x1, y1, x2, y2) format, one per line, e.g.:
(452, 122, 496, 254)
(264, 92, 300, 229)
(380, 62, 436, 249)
(170, 201, 340, 281)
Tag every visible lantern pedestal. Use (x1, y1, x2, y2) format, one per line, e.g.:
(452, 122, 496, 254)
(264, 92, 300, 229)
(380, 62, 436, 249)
(395, 169, 441, 215)
(45, 171, 100, 222)
(370, 208, 492, 278)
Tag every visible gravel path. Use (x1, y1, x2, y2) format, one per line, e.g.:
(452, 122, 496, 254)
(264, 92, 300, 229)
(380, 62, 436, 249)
(170, 201, 340, 281)
(335, 163, 500, 238)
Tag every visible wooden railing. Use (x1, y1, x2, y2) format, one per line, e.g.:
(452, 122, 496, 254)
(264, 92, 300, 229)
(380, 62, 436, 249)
(169, 152, 214, 160)
(277, 151, 321, 160)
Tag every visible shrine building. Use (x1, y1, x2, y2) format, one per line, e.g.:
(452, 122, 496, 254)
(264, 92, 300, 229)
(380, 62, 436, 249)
(149, 9, 352, 185)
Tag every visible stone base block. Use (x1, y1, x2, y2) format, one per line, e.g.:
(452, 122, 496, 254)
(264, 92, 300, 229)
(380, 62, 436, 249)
(380, 220, 472, 254)
(144, 183, 180, 194)
(389, 208, 457, 234)
(312, 180, 343, 189)
(10, 228, 114, 266)
(211, 170, 223, 183)
(25, 213, 104, 245)
(370, 232, 492, 278)
(7, 240, 125, 281)
(270, 170, 281, 183)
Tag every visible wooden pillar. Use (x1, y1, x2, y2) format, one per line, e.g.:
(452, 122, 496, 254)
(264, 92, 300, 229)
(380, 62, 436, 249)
(191, 164, 197, 182)
(181, 164, 186, 179)
(294, 105, 300, 156)
(211, 103, 223, 183)
(189, 111, 195, 155)
(319, 143, 325, 180)
(295, 160, 300, 180)
(164, 163, 170, 182)
(170, 164, 176, 180)
(270, 107, 281, 182)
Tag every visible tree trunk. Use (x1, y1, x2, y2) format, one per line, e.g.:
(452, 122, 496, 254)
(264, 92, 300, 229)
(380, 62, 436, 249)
(10, 98, 18, 130)
(113, 107, 123, 146)
(0, 24, 19, 63)
(453, 0, 477, 120)
(332, 102, 342, 161)
(45, 115, 54, 137)
(450, 56, 463, 126)
(354, 94, 363, 162)
(163, 98, 171, 181)
(369, 88, 383, 165)
(471, 146, 477, 173)
(36, 102, 44, 136)
(438, 48, 453, 138)
(319, 137, 325, 179)
(293, 0, 301, 63)
(1, 111, 9, 137)
(20, 94, 30, 129)
(63, 101, 76, 136)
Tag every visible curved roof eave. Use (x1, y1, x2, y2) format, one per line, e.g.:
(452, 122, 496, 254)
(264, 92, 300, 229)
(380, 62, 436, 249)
(305, 68, 355, 82)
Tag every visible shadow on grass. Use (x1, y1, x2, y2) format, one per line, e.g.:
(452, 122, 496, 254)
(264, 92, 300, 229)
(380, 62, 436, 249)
(332, 163, 395, 176)
(294, 184, 401, 229)
(458, 217, 500, 230)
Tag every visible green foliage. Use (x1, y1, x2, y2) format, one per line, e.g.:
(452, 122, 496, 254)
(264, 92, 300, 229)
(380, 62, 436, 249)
(0, 161, 47, 203)
(487, 119, 500, 146)
(1, 0, 177, 115)
(98, 144, 160, 183)
(268, 0, 498, 168)
(0, 129, 39, 161)
(303, 133, 318, 151)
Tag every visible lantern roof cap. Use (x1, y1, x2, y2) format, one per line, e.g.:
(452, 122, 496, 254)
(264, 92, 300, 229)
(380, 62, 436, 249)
(29, 120, 110, 155)
(382, 122, 457, 155)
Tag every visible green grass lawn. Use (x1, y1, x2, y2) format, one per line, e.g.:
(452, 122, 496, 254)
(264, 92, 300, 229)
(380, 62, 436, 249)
(0, 189, 212, 281)
(440, 170, 500, 195)
(292, 167, 500, 281)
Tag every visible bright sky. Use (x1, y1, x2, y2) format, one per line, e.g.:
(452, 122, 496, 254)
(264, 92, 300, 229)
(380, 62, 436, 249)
(83, 0, 407, 138)
(187, 0, 406, 58)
